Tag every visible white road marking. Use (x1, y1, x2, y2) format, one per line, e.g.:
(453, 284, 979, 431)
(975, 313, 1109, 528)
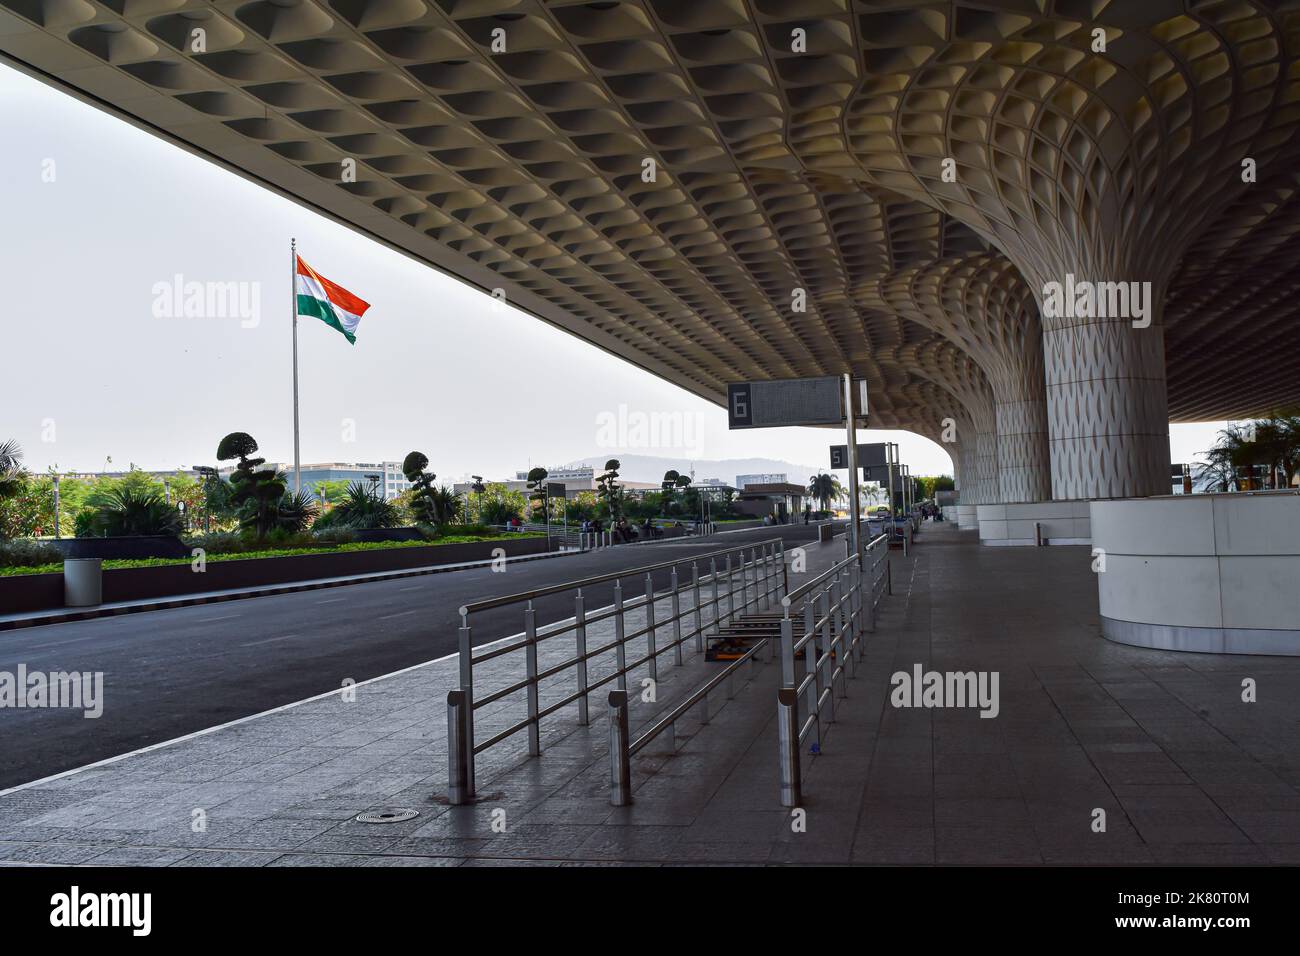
(240, 634, 300, 647)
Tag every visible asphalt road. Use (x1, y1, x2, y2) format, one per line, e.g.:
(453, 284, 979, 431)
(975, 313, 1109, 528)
(0, 526, 830, 789)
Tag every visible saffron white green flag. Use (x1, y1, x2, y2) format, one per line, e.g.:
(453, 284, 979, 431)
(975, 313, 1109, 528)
(296, 255, 371, 344)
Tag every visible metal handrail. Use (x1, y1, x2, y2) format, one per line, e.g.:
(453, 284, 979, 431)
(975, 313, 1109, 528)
(459, 537, 784, 615)
(630, 635, 769, 757)
(777, 532, 891, 806)
(607, 633, 771, 806)
(448, 536, 789, 802)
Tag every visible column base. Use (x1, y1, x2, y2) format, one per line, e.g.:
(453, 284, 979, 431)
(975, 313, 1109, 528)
(1102, 616, 1300, 657)
(1091, 493, 1300, 655)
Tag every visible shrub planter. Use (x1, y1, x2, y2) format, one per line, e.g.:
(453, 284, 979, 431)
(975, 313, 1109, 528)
(0, 536, 551, 614)
(52, 535, 190, 560)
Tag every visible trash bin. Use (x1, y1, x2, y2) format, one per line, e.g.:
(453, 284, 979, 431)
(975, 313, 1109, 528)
(64, 558, 103, 607)
(817, 523, 834, 543)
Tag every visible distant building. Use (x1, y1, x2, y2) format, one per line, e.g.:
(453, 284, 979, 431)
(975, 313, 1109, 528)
(235, 461, 412, 501)
(453, 478, 529, 496)
(514, 465, 595, 489)
(734, 482, 806, 522)
(736, 472, 786, 490)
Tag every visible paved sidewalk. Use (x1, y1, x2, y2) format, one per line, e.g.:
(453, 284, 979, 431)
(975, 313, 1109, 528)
(3, 525, 1298, 866)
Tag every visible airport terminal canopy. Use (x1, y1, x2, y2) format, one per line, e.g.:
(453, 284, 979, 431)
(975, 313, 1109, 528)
(3, 0, 1298, 501)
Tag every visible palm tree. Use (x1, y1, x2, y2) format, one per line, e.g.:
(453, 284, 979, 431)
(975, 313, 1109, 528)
(807, 473, 840, 513)
(84, 487, 183, 537)
(428, 485, 462, 524)
(1254, 412, 1300, 488)
(324, 481, 400, 529)
(277, 490, 320, 533)
(0, 440, 24, 502)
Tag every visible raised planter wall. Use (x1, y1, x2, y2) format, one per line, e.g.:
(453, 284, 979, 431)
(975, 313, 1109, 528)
(0, 536, 550, 615)
(1091, 492, 1300, 656)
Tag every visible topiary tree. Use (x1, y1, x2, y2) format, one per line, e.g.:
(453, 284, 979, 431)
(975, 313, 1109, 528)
(526, 466, 549, 521)
(659, 469, 680, 515)
(217, 432, 286, 540)
(402, 451, 438, 525)
(596, 459, 622, 521)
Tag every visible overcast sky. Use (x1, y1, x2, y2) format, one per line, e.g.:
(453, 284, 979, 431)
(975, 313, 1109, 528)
(0, 63, 1228, 484)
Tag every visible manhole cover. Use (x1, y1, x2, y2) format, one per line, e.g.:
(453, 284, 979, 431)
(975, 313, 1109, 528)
(356, 808, 420, 824)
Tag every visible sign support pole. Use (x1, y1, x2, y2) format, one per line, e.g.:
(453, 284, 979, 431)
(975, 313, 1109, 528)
(887, 443, 896, 521)
(842, 374, 861, 563)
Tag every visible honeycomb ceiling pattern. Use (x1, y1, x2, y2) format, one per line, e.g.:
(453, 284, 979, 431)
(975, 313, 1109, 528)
(2, 0, 1298, 498)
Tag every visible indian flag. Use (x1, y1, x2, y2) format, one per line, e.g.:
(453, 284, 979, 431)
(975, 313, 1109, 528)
(296, 255, 371, 344)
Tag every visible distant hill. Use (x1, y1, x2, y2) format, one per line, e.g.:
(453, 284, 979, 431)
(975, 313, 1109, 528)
(567, 453, 823, 486)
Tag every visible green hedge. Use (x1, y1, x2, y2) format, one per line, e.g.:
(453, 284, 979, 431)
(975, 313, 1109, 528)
(0, 533, 544, 576)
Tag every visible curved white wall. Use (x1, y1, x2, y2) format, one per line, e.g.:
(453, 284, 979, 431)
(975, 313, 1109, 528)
(1091, 492, 1300, 656)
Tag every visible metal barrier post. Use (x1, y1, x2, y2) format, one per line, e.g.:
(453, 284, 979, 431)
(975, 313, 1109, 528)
(613, 578, 627, 691)
(834, 571, 852, 683)
(608, 690, 631, 806)
(456, 616, 476, 798)
(525, 601, 540, 756)
(692, 561, 704, 652)
(447, 689, 470, 805)
(670, 566, 683, 666)
(803, 600, 819, 747)
(725, 553, 735, 623)
(818, 589, 836, 720)
(778, 689, 802, 808)
(868, 554, 878, 632)
(780, 612, 796, 688)
(644, 572, 658, 682)
(852, 561, 865, 658)
(710, 557, 720, 632)
(575, 589, 589, 725)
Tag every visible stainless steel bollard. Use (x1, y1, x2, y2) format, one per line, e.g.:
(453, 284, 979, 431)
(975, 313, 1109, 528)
(608, 690, 631, 806)
(778, 689, 801, 807)
(447, 689, 470, 805)
(63, 558, 102, 607)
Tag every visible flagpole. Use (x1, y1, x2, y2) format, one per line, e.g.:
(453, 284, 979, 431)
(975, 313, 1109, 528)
(291, 237, 301, 495)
